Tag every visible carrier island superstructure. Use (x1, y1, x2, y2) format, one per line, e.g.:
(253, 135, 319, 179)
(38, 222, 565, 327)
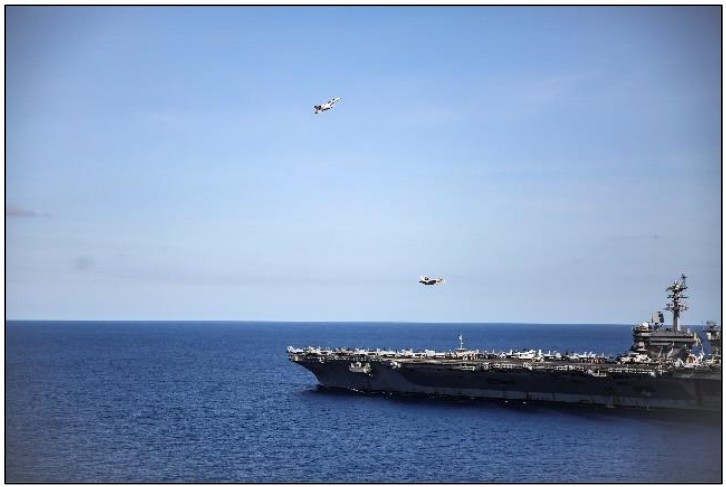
(288, 275, 721, 411)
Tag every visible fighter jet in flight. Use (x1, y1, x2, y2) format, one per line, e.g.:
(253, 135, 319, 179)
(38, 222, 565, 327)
(314, 97, 341, 114)
(419, 276, 446, 286)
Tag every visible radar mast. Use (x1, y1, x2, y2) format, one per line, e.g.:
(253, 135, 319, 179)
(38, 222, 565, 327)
(665, 274, 689, 332)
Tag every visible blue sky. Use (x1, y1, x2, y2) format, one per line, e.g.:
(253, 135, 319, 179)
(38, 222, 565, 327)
(6, 6, 722, 324)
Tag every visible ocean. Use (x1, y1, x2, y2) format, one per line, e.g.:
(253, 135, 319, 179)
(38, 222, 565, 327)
(5, 321, 722, 483)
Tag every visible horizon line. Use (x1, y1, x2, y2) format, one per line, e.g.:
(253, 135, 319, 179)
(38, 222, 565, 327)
(5, 318, 636, 326)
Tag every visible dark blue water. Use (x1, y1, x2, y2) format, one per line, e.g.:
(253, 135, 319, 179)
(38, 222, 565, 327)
(6, 321, 722, 483)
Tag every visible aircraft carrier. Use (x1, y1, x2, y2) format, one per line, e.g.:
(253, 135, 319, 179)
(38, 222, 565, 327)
(288, 275, 721, 411)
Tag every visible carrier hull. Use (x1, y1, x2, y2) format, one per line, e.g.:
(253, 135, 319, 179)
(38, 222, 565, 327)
(291, 356, 721, 412)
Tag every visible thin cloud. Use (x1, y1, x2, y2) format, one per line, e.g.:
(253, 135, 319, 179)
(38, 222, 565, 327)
(6, 205, 40, 218)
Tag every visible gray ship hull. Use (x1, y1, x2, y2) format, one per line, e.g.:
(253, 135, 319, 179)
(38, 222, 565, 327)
(293, 357, 722, 411)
